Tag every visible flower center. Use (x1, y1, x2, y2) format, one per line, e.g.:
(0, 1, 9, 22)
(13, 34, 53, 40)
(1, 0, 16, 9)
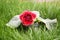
(24, 14, 32, 21)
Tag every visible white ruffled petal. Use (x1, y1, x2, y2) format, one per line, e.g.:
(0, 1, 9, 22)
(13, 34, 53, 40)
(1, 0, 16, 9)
(6, 15, 21, 28)
(38, 17, 57, 30)
(44, 19, 57, 30)
(31, 11, 40, 21)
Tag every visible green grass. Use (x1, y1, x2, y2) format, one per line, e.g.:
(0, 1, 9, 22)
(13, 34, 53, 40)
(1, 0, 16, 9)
(0, 0, 60, 40)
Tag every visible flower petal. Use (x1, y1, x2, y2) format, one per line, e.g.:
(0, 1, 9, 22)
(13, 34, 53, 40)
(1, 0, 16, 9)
(44, 19, 57, 30)
(38, 17, 57, 30)
(31, 11, 40, 21)
(31, 11, 40, 18)
(6, 15, 21, 28)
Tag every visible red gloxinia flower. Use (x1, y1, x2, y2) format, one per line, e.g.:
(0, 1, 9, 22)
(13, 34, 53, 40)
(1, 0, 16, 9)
(19, 10, 36, 26)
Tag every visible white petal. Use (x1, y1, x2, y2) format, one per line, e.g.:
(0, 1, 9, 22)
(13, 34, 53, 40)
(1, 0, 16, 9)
(38, 17, 57, 30)
(6, 15, 21, 28)
(44, 19, 57, 30)
(31, 11, 40, 19)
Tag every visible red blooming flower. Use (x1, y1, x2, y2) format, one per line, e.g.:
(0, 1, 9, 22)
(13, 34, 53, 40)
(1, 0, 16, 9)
(19, 10, 36, 26)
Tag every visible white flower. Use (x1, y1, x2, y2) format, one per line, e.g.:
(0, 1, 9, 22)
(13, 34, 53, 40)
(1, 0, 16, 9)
(6, 15, 21, 28)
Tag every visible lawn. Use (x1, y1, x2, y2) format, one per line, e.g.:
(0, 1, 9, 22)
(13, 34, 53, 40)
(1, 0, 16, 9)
(0, 0, 60, 40)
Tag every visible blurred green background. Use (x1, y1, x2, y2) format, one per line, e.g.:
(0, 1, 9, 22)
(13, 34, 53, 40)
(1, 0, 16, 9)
(0, 0, 60, 40)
